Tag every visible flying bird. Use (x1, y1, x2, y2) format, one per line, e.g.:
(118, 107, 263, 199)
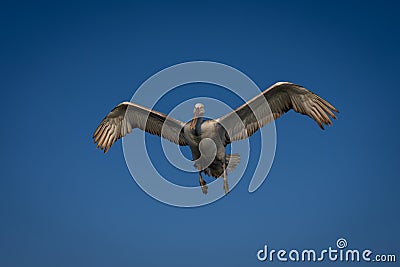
(93, 82, 338, 194)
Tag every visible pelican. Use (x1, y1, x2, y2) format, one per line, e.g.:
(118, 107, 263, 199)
(93, 82, 338, 194)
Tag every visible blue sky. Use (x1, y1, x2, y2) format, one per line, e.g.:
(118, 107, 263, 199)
(1, 1, 399, 266)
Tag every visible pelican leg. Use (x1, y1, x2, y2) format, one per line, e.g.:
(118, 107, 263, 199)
(199, 172, 208, 194)
(222, 161, 229, 194)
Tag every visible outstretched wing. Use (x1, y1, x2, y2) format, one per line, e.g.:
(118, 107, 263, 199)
(93, 102, 187, 152)
(217, 82, 339, 143)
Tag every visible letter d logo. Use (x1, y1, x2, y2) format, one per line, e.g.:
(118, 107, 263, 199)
(257, 245, 268, 261)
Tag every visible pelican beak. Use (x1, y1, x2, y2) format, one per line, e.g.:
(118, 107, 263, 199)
(190, 107, 200, 130)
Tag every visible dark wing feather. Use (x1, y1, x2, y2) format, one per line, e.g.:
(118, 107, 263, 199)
(93, 102, 187, 152)
(217, 82, 339, 143)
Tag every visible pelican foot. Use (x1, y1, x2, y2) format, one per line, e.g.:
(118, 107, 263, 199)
(199, 174, 208, 195)
(223, 180, 229, 194)
(201, 184, 208, 194)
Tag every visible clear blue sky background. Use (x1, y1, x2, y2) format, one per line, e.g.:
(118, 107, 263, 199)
(1, 1, 399, 266)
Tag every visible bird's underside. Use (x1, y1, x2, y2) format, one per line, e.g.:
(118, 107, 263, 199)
(93, 82, 339, 194)
(194, 152, 241, 194)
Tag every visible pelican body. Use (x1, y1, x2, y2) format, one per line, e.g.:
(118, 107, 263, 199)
(93, 82, 339, 194)
(184, 104, 237, 193)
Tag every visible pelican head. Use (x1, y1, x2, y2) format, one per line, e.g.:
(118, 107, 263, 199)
(190, 103, 205, 130)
